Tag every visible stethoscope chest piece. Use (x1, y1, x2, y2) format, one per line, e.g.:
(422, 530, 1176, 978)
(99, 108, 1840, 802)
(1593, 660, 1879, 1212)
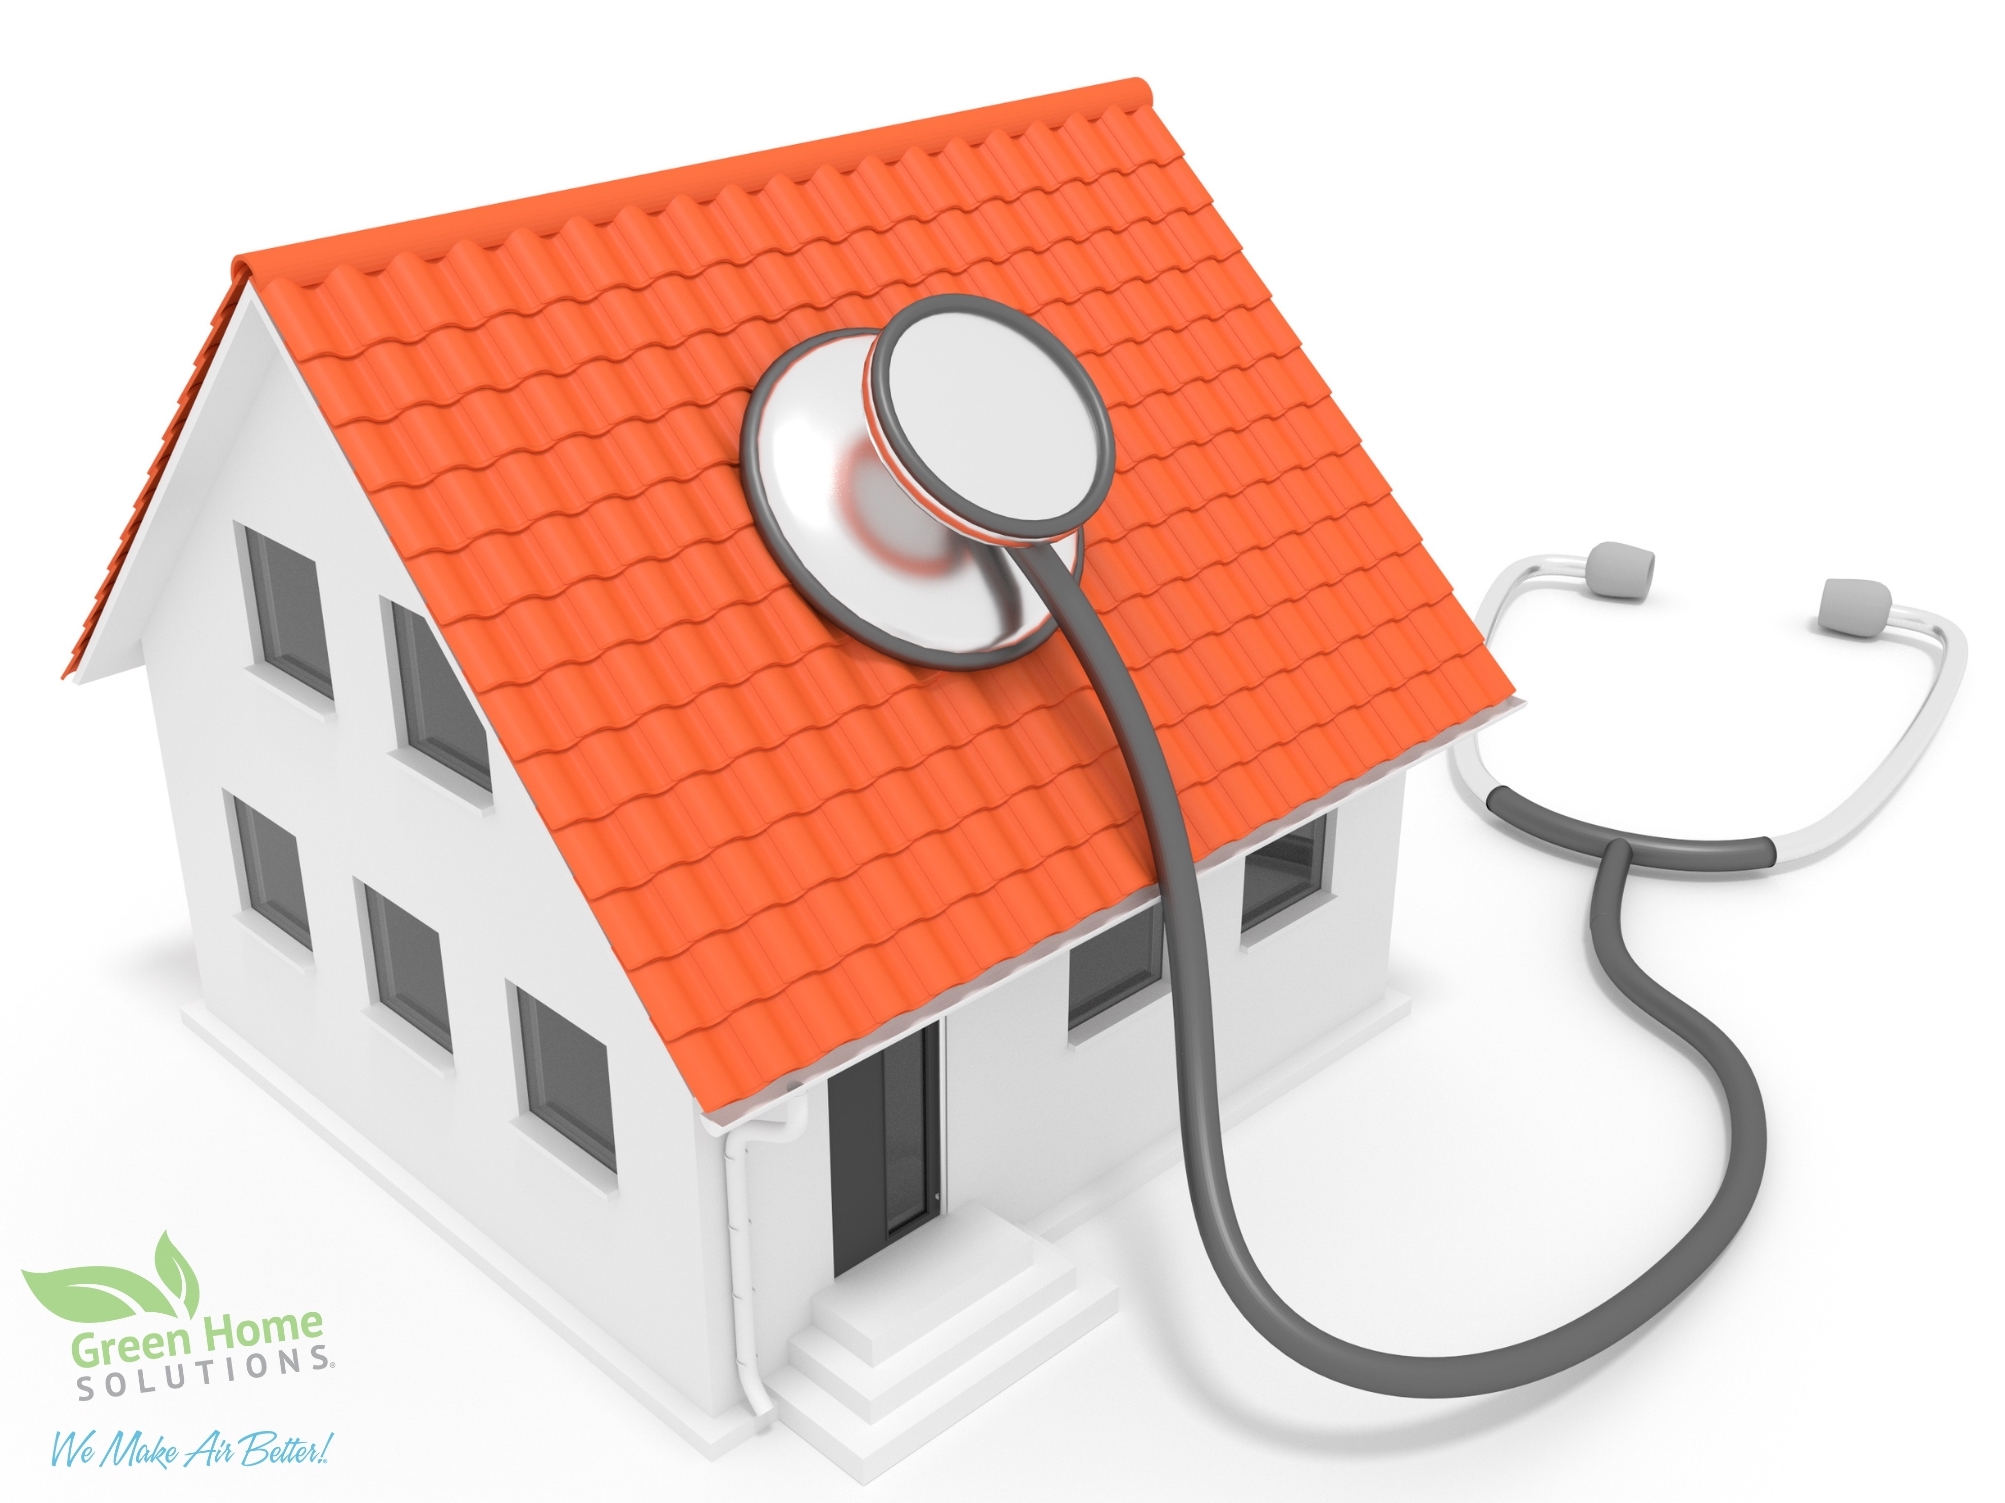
(739, 295, 1115, 670)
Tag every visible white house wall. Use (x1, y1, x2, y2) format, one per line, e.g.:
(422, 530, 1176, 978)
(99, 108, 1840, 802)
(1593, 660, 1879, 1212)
(946, 772, 1404, 1231)
(124, 291, 743, 1419)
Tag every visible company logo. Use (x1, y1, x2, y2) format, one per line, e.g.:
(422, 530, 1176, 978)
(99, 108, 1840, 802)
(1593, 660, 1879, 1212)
(23, 1231, 203, 1326)
(21, 1231, 335, 1406)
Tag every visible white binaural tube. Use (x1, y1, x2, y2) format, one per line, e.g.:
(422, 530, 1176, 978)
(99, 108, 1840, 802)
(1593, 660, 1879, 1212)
(1770, 606, 1968, 866)
(1450, 555, 1586, 803)
(1449, 551, 1967, 869)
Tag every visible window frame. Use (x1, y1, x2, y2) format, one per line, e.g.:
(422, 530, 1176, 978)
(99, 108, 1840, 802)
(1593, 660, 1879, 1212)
(362, 886, 453, 1052)
(241, 526, 335, 700)
(390, 602, 492, 793)
(230, 796, 312, 950)
(515, 989, 617, 1174)
(1067, 902, 1166, 1034)
(1239, 813, 1332, 934)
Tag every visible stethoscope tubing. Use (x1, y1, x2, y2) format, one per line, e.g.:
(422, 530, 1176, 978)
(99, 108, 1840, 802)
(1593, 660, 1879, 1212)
(1013, 539, 1769, 1398)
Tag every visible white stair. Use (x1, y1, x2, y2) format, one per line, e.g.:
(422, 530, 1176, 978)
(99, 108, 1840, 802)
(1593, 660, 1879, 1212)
(768, 1204, 1116, 1481)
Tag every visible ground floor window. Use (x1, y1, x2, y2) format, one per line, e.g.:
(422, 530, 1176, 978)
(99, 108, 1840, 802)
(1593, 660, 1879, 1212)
(1068, 904, 1163, 1030)
(233, 797, 311, 948)
(1241, 813, 1331, 930)
(364, 888, 452, 1050)
(518, 990, 616, 1171)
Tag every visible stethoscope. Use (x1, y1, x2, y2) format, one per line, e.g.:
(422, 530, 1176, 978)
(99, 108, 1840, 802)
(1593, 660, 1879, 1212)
(739, 292, 1967, 1399)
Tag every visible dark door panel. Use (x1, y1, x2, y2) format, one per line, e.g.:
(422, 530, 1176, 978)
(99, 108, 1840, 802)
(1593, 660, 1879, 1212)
(829, 1024, 940, 1276)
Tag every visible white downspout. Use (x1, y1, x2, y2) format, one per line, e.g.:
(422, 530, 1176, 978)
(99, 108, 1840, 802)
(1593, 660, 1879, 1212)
(723, 1094, 808, 1423)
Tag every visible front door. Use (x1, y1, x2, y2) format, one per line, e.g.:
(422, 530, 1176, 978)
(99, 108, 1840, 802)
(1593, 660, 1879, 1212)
(828, 1024, 941, 1276)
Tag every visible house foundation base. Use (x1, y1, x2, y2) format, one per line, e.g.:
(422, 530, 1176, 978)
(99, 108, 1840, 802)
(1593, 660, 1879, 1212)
(181, 1003, 759, 1457)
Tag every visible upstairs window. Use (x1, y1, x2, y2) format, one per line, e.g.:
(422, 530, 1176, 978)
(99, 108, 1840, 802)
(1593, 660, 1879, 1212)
(245, 529, 333, 698)
(1068, 904, 1164, 1030)
(518, 991, 616, 1172)
(364, 888, 452, 1050)
(1241, 814, 1330, 931)
(233, 797, 311, 948)
(391, 604, 490, 791)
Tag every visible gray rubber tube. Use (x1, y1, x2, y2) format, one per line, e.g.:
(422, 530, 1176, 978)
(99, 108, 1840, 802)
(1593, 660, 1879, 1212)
(1487, 786, 1777, 872)
(1013, 541, 1768, 1398)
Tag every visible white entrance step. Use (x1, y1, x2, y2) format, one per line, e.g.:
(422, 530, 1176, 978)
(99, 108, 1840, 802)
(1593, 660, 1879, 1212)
(811, 1199, 1035, 1365)
(768, 1204, 1116, 1481)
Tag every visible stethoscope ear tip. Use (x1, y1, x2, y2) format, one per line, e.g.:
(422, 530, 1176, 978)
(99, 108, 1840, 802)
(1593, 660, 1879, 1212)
(1575, 548, 1895, 639)
(1819, 578, 1894, 639)
(1585, 541, 1656, 601)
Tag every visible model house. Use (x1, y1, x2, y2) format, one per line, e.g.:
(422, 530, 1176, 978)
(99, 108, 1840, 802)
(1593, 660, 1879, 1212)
(67, 79, 1513, 1479)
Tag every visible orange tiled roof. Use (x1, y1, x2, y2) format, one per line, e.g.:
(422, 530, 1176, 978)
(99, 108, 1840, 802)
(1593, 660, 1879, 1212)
(74, 80, 1513, 1111)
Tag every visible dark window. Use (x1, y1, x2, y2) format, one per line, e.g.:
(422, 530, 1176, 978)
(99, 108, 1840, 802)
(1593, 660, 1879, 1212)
(392, 604, 490, 790)
(828, 1025, 940, 1276)
(1068, 905, 1164, 1030)
(519, 991, 616, 1171)
(1241, 814, 1331, 931)
(246, 529, 333, 697)
(234, 797, 311, 948)
(364, 888, 451, 1050)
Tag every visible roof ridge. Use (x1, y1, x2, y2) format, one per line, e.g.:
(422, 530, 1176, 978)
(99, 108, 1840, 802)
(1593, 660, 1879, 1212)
(237, 81, 1155, 291)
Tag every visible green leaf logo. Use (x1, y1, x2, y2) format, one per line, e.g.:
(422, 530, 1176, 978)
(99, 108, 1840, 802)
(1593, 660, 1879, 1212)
(20, 1265, 175, 1323)
(154, 1231, 200, 1318)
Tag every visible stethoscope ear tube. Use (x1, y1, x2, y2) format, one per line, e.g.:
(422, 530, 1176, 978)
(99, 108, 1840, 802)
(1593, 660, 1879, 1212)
(1012, 540, 1768, 1398)
(1455, 553, 1967, 868)
(1487, 786, 1776, 871)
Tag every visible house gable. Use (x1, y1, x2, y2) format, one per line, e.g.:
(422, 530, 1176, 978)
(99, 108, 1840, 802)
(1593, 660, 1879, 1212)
(71, 271, 255, 683)
(72, 80, 1515, 1112)
(120, 287, 744, 1416)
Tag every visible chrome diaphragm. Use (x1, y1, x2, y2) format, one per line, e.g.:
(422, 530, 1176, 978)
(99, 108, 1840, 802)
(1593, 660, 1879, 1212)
(739, 295, 1115, 670)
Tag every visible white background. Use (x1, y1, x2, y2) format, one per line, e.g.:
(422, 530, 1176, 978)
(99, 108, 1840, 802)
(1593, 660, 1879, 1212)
(2, 2, 1998, 1496)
